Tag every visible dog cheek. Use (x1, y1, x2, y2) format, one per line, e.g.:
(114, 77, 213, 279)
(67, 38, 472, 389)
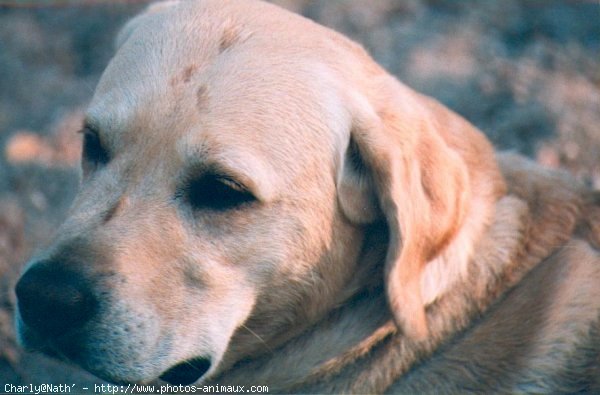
(179, 264, 258, 366)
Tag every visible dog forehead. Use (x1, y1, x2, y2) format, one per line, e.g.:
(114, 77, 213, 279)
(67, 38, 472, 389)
(92, 0, 356, 115)
(88, 3, 353, 170)
(94, 0, 332, 100)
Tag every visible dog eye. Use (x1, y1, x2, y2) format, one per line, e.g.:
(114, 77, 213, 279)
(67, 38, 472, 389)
(80, 127, 109, 174)
(185, 174, 255, 211)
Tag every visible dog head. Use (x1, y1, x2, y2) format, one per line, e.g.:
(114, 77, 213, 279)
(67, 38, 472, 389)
(15, 0, 504, 385)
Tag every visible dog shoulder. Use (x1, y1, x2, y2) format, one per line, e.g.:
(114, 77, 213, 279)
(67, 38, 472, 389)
(391, 238, 600, 393)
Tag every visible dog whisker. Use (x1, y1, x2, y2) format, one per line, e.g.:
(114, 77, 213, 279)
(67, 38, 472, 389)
(240, 324, 273, 354)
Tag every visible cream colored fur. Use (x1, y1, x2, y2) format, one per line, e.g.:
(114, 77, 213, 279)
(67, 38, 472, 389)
(15, 1, 599, 392)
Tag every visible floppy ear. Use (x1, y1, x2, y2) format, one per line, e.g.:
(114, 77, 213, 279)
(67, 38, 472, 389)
(337, 88, 471, 340)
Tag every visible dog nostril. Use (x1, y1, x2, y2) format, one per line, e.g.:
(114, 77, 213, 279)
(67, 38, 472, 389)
(15, 263, 97, 337)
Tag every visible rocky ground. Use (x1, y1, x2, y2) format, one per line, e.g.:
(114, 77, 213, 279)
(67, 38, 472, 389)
(0, 0, 598, 387)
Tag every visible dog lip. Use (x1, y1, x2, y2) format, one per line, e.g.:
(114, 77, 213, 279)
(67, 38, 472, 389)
(159, 357, 211, 385)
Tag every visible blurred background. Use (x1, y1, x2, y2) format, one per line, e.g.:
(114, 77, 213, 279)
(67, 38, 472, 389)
(0, 0, 599, 386)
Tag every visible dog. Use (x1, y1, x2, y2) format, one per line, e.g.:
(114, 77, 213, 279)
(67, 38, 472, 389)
(14, 0, 600, 392)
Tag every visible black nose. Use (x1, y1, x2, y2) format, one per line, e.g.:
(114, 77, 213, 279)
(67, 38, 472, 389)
(15, 262, 97, 337)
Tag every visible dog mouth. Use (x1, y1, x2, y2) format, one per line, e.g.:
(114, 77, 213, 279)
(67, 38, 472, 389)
(20, 312, 212, 386)
(159, 357, 212, 385)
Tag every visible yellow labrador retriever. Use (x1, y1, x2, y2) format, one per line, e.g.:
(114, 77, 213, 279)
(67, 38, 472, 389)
(15, 0, 600, 392)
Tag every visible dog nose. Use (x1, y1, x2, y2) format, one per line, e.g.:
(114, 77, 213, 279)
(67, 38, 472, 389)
(15, 262, 97, 337)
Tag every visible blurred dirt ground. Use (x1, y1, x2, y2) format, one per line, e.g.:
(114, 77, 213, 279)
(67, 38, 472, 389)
(0, 0, 599, 387)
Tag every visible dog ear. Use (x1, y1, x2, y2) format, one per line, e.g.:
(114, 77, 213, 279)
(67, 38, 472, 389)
(337, 87, 472, 340)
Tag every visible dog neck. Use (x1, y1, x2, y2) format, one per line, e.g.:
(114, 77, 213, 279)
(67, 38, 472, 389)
(208, 161, 585, 392)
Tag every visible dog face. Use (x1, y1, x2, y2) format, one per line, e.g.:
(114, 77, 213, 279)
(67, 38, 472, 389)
(15, 0, 503, 385)
(15, 1, 368, 384)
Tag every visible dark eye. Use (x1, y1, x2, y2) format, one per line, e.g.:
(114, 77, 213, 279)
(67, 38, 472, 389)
(81, 127, 109, 174)
(185, 174, 255, 211)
